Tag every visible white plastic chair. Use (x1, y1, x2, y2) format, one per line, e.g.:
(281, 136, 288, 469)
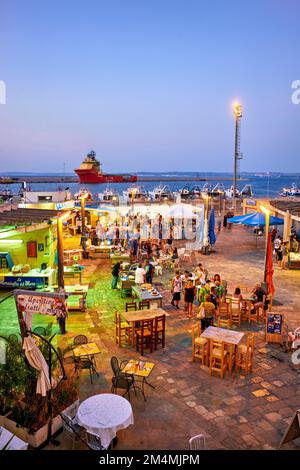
(189, 434, 207, 450)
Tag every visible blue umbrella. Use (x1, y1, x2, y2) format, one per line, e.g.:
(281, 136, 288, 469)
(228, 212, 284, 226)
(208, 207, 216, 245)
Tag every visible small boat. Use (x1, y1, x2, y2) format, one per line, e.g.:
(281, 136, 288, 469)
(123, 185, 151, 203)
(178, 185, 202, 200)
(96, 187, 119, 203)
(0, 188, 14, 201)
(279, 183, 300, 197)
(225, 184, 253, 199)
(210, 183, 226, 197)
(74, 188, 93, 201)
(200, 183, 213, 197)
(149, 184, 175, 202)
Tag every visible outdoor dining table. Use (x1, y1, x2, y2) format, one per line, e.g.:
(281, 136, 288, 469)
(123, 308, 169, 346)
(65, 284, 88, 311)
(201, 326, 245, 372)
(131, 285, 163, 308)
(0, 426, 28, 450)
(75, 393, 134, 449)
(72, 342, 101, 358)
(64, 265, 84, 284)
(122, 360, 155, 401)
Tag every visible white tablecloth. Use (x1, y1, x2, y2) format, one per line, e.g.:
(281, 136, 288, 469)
(75, 393, 134, 449)
(0, 427, 28, 450)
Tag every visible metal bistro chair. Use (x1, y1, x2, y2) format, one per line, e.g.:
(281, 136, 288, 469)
(189, 433, 207, 450)
(111, 356, 135, 401)
(73, 335, 88, 346)
(85, 432, 105, 451)
(61, 411, 82, 450)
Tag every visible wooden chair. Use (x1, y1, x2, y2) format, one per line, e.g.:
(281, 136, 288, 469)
(153, 314, 166, 350)
(218, 300, 230, 317)
(120, 280, 133, 298)
(241, 300, 252, 322)
(115, 311, 131, 346)
(217, 317, 231, 328)
(135, 319, 154, 355)
(139, 300, 150, 310)
(125, 301, 137, 312)
(229, 299, 241, 327)
(258, 294, 272, 323)
(191, 324, 208, 366)
(236, 333, 255, 374)
(209, 339, 227, 379)
(239, 285, 251, 293)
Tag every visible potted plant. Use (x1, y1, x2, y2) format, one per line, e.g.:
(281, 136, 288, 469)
(0, 335, 80, 448)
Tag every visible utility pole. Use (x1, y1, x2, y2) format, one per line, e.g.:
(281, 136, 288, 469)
(233, 102, 243, 211)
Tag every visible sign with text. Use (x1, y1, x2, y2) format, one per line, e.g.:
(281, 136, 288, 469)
(265, 313, 283, 344)
(14, 290, 67, 318)
(0, 276, 45, 288)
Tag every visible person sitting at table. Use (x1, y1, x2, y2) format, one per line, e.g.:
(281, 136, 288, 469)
(198, 294, 216, 331)
(215, 280, 225, 300)
(251, 283, 266, 313)
(184, 280, 195, 317)
(232, 287, 243, 301)
(135, 263, 146, 285)
(171, 247, 178, 259)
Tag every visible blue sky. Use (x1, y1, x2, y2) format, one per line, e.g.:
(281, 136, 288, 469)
(0, 0, 299, 173)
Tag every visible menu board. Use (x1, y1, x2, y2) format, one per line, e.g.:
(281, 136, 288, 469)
(265, 313, 283, 343)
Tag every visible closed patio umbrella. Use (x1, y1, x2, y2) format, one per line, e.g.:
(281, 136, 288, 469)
(23, 336, 52, 396)
(208, 207, 216, 245)
(265, 232, 275, 295)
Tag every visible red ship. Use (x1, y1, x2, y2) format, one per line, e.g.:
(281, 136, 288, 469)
(75, 150, 137, 184)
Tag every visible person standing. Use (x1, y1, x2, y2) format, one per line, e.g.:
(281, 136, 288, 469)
(184, 280, 195, 317)
(171, 271, 183, 309)
(111, 262, 121, 289)
(282, 241, 290, 270)
(135, 263, 146, 285)
(145, 260, 154, 284)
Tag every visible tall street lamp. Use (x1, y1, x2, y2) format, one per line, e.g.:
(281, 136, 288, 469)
(260, 205, 270, 282)
(80, 192, 89, 235)
(56, 211, 71, 289)
(233, 101, 243, 211)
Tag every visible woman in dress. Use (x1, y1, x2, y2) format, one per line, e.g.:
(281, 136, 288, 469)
(184, 280, 195, 317)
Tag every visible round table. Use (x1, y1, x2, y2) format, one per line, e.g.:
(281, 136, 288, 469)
(76, 393, 134, 449)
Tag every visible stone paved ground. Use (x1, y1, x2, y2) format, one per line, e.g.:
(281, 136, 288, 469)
(1, 225, 300, 450)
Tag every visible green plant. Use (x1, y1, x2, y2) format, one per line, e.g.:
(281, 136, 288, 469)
(0, 337, 79, 433)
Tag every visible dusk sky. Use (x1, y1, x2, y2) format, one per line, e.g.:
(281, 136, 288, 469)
(0, 0, 299, 173)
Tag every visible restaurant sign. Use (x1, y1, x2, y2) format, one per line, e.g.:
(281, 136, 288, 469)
(0, 276, 45, 288)
(14, 290, 67, 318)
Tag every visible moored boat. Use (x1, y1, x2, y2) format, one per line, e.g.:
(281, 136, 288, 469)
(279, 183, 300, 197)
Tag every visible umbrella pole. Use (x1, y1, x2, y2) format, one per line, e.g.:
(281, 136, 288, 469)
(47, 342, 60, 446)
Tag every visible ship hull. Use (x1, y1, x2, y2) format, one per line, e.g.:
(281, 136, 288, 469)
(75, 169, 137, 184)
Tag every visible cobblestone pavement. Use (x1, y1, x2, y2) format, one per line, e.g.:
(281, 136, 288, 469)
(1, 226, 300, 450)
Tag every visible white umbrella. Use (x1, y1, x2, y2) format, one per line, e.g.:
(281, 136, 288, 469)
(23, 336, 52, 396)
(162, 203, 198, 219)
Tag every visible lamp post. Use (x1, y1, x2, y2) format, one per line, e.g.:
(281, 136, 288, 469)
(260, 205, 270, 282)
(56, 211, 71, 289)
(233, 101, 243, 211)
(80, 192, 89, 235)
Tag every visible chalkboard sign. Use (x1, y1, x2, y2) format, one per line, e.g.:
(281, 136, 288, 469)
(265, 312, 284, 343)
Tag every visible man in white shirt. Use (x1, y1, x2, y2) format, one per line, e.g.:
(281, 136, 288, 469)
(135, 263, 146, 285)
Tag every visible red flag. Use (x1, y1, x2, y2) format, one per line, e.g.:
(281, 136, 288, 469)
(266, 232, 275, 295)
